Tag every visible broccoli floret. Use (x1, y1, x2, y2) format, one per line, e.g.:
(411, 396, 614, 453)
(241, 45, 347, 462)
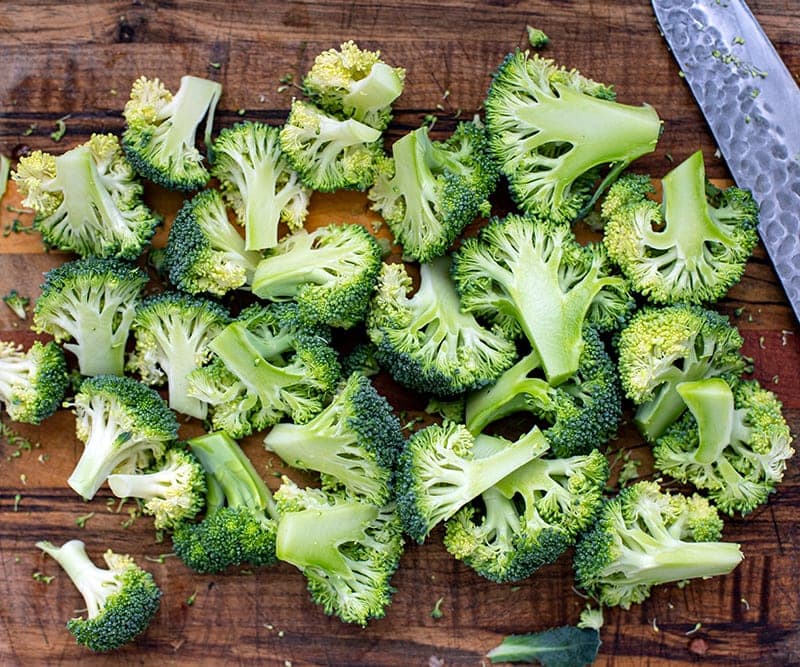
(274, 479, 404, 626)
(526, 26, 550, 49)
(368, 120, 498, 262)
(653, 377, 794, 516)
(212, 121, 310, 250)
(66, 374, 179, 500)
(172, 431, 279, 573)
(484, 50, 661, 222)
(122, 75, 221, 192)
(279, 99, 384, 192)
(108, 446, 206, 531)
(2, 290, 30, 320)
(452, 213, 632, 386)
(37, 540, 161, 652)
(188, 302, 340, 438)
(252, 222, 382, 329)
(12, 134, 161, 258)
(0, 340, 68, 424)
(367, 255, 518, 398)
(616, 303, 750, 442)
(445, 447, 608, 583)
(396, 421, 549, 543)
(127, 290, 231, 419)
(465, 327, 622, 457)
(574, 480, 743, 609)
(302, 40, 406, 131)
(33, 257, 149, 377)
(264, 372, 405, 505)
(602, 151, 759, 304)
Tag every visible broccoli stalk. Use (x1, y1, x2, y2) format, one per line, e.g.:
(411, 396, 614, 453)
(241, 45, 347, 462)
(0, 340, 68, 424)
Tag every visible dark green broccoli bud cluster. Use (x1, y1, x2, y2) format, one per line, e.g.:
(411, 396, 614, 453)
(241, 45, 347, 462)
(0, 340, 68, 425)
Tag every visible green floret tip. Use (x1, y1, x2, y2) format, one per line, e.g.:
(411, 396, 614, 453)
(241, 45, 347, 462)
(3, 290, 30, 320)
(0, 340, 69, 424)
(37, 540, 161, 653)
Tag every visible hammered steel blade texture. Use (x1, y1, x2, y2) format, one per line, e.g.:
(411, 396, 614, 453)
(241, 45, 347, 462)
(653, 0, 800, 322)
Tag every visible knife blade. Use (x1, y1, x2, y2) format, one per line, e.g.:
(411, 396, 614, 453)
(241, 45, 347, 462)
(652, 0, 800, 323)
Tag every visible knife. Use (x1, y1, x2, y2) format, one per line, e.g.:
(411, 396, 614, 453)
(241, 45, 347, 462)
(652, 0, 800, 323)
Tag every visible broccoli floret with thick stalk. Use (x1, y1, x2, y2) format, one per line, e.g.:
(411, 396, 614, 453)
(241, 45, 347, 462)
(275, 479, 404, 626)
(602, 151, 759, 304)
(0, 340, 68, 424)
(574, 480, 743, 609)
(465, 327, 621, 457)
(3, 290, 30, 320)
(616, 303, 750, 442)
(653, 378, 794, 516)
(303, 40, 406, 131)
(33, 258, 149, 377)
(264, 372, 405, 505)
(127, 291, 230, 419)
(452, 213, 632, 386)
(396, 421, 549, 543)
(368, 120, 498, 262)
(12, 134, 161, 259)
(165, 188, 262, 296)
(66, 374, 179, 500)
(485, 50, 661, 223)
(367, 256, 517, 398)
(122, 75, 221, 192)
(279, 99, 384, 192)
(108, 447, 206, 531)
(212, 121, 310, 250)
(172, 431, 280, 573)
(252, 223, 382, 329)
(188, 302, 340, 438)
(445, 447, 608, 583)
(37, 540, 161, 653)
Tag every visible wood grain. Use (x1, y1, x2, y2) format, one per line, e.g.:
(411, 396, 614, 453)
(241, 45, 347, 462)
(1, 1, 800, 665)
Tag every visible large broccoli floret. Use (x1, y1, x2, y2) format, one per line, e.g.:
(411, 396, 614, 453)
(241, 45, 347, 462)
(484, 50, 661, 223)
(12, 134, 161, 259)
(0, 340, 68, 424)
(252, 222, 383, 329)
(37, 540, 161, 653)
(122, 75, 221, 192)
(127, 290, 231, 419)
(33, 257, 149, 377)
(616, 303, 750, 442)
(212, 121, 310, 250)
(653, 377, 794, 516)
(368, 120, 498, 262)
(574, 480, 743, 609)
(452, 213, 632, 386)
(275, 479, 404, 626)
(264, 372, 405, 505)
(602, 151, 759, 304)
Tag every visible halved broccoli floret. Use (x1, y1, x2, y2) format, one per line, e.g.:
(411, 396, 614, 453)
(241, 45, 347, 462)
(0, 340, 68, 424)
(3, 290, 30, 320)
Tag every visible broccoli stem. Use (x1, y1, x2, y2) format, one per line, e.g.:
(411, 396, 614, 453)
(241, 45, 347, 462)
(390, 129, 439, 226)
(343, 62, 404, 117)
(676, 379, 735, 464)
(107, 468, 177, 500)
(158, 76, 222, 161)
(0, 355, 33, 398)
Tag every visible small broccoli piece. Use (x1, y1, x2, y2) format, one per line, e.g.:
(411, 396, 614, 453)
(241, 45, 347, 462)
(574, 480, 743, 609)
(33, 257, 149, 377)
(108, 446, 206, 531)
(396, 421, 549, 543)
(0, 340, 68, 424)
(212, 121, 310, 250)
(279, 99, 384, 192)
(485, 50, 661, 223)
(264, 372, 405, 505)
(0, 154, 9, 199)
(602, 151, 759, 304)
(452, 213, 632, 386)
(66, 374, 179, 500)
(616, 303, 750, 441)
(37, 540, 161, 652)
(302, 40, 406, 131)
(367, 255, 517, 398)
(12, 134, 161, 259)
(122, 75, 221, 192)
(526, 26, 550, 49)
(127, 290, 230, 419)
(252, 222, 382, 329)
(3, 290, 30, 320)
(653, 377, 794, 516)
(275, 479, 404, 626)
(172, 431, 279, 573)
